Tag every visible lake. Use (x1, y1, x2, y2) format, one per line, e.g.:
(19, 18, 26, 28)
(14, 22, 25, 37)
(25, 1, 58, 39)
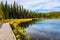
(24, 19, 60, 40)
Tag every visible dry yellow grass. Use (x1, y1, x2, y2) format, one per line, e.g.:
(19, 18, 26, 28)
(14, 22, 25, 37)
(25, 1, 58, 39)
(0, 19, 32, 40)
(0, 19, 32, 27)
(0, 19, 32, 23)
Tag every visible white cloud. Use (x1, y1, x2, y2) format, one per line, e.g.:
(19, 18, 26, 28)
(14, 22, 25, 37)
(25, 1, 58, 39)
(0, 0, 14, 4)
(18, 0, 60, 12)
(18, 0, 51, 9)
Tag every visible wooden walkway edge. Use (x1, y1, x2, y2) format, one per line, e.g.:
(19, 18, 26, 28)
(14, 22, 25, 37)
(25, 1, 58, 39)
(0, 23, 16, 40)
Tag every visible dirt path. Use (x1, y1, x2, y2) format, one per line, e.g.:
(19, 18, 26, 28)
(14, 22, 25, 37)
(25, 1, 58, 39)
(0, 23, 16, 40)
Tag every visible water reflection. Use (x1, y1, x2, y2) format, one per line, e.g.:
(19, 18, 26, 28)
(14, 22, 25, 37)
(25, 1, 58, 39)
(18, 19, 60, 40)
(17, 19, 38, 28)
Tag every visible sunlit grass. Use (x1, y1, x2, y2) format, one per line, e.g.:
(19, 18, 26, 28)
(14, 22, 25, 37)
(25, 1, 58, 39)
(0, 19, 32, 40)
(8, 19, 32, 40)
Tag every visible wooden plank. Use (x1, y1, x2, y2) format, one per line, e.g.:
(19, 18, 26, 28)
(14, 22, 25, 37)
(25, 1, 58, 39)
(0, 23, 16, 40)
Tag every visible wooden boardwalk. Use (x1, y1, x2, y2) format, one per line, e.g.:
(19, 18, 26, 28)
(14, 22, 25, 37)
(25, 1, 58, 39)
(0, 23, 16, 40)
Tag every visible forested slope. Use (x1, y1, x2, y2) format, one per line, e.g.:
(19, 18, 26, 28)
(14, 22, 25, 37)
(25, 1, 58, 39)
(0, 1, 60, 19)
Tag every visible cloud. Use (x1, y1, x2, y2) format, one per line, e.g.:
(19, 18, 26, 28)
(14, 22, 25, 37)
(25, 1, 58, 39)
(18, 0, 60, 12)
(0, 0, 60, 12)
(0, 0, 14, 4)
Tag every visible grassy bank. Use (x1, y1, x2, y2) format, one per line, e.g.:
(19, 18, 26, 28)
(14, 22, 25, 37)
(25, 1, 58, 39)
(0, 19, 32, 24)
(0, 19, 32, 40)
(9, 19, 32, 40)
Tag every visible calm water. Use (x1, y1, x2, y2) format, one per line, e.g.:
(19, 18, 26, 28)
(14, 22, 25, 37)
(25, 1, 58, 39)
(25, 19, 60, 40)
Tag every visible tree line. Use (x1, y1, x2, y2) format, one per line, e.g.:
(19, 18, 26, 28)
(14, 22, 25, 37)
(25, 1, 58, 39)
(0, 1, 60, 19)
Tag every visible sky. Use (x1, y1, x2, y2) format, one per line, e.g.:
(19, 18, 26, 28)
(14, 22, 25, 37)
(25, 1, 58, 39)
(0, 0, 60, 12)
